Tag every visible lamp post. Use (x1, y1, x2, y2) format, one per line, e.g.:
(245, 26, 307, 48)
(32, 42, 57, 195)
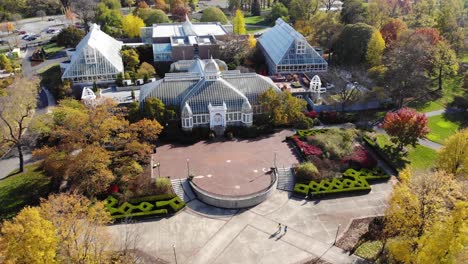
(333, 224, 341, 246)
(274, 151, 277, 168)
(172, 244, 178, 264)
(186, 158, 190, 177)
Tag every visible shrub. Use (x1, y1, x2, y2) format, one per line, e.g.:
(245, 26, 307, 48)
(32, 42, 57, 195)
(293, 173, 371, 197)
(128, 193, 176, 204)
(154, 177, 172, 195)
(307, 155, 344, 179)
(295, 162, 319, 182)
(312, 133, 353, 160)
(304, 111, 318, 119)
(343, 146, 377, 169)
(343, 168, 389, 181)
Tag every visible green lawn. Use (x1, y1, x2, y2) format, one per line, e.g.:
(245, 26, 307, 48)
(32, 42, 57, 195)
(408, 76, 465, 112)
(375, 134, 437, 170)
(426, 113, 465, 144)
(246, 26, 265, 34)
(355, 241, 383, 260)
(461, 51, 468, 64)
(406, 144, 438, 170)
(0, 164, 52, 221)
(43, 42, 65, 55)
(244, 16, 267, 25)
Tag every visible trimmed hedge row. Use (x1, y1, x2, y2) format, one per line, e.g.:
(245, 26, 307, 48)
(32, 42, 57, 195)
(294, 173, 370, 196)
(296, 129, 328, 138)
(293, 167, 389, 197)
(343, 168, 389, 181)
(362, 135, 402, 172)
(105, 195, 185, 219)
(129, 193, 176, 204)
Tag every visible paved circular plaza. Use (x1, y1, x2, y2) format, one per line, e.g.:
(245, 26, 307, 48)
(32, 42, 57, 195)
(152, 130, 299, 196)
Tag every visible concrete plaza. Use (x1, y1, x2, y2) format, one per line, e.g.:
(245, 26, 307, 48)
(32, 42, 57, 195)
(107, 179, 394, 264)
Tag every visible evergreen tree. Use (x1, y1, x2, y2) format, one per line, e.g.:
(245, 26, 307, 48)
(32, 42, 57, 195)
(251, 0, 261, 16)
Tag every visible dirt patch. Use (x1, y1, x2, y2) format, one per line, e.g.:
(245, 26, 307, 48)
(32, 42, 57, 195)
(336, 216, 383, 252)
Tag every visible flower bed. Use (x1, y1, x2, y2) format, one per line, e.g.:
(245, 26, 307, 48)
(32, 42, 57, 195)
(105, 195, 185, 220)
(291, 136, 322, 156)
(343, 147, 377, 169)
(296, 129, 328, 138)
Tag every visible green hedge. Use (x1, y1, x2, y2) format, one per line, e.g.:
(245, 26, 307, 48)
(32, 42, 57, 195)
(105, 195, 185, 220)
(343, 168, 389, 181)
(296, 129, 328, 138)
(294, 173, 370, 196)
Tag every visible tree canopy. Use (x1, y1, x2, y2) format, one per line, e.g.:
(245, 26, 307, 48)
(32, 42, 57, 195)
(381, 108, 429, 150)
(333, 23, 374, 64)
(122, 14, 144, 37)
(200, 7, 228, 24)
(56, 26, 85, 48)
(232, 9, 246, 35)
(436, 129, 468, 178)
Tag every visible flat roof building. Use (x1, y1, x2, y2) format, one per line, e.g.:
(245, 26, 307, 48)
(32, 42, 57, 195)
(141, 15, 230, 62)
(258, 18, 328, 75)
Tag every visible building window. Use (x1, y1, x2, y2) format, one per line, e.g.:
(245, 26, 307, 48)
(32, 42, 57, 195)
(296, 40, 306, 55)
(84, 47, 96, 64)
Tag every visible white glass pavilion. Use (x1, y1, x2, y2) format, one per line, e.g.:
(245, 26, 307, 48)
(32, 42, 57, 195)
(258, 18, 328, 75)
(61, 24, 124, 84)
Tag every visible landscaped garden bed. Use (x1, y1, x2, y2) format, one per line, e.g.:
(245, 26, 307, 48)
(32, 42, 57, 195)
(289, 128, 388, 197)
(105, 194, 185, 220)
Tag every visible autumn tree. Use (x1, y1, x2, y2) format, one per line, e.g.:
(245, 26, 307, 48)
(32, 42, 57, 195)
(380, 19, 407, 48)
(122, 14, 145, 37)
(289, 0, 318, 22)
(0, 78, 38, 172)
(366, 30, 385, 67)
(406, 0, 437, 28)
(96, 2, 123, 36)
(137, 62, 157, 80)
(125, 0, 136, 10)
(436, 0, 464, 54)
(201, 7, 228, 24)
(171, 0, 189, 21)
(136, 8, 170, 25)
(309, 11, 342, 58)
(337, 83, 360, 111)
(246, 34, 257, 49)
(121, 48, 140, 72)
(0, 207, 58, 264)
(39, 193, 112, 263)
(259, 87, 308, 127)
(154, 0, 168, 11)
(381, 108, 429, 151)
(436, 129, 468, 178)
(232, 9, 246, 35)
(384, 168, 465, 263)
(0, 54, 13, 73)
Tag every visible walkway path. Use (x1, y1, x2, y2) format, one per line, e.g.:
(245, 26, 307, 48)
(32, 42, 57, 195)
(107, 179, 393, 264)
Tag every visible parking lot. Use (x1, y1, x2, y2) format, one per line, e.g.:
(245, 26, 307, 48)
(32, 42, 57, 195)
(0, 15, 74, 49)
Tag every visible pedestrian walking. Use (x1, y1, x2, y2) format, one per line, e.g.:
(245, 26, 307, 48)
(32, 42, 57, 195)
(278, 223, 281, 231)
(284, 225, 288, 233)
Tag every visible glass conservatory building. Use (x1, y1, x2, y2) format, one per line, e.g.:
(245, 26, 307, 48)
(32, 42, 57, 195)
(61, 24, 124, 84)
(139, 58, 280, 132)
(258, 18, 328, 75)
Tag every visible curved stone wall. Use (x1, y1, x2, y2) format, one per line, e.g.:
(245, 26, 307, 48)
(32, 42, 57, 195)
(189, 170, 278, 209)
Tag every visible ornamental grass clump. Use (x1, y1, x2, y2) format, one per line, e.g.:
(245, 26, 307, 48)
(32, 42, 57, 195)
(295, 162, 320, 182)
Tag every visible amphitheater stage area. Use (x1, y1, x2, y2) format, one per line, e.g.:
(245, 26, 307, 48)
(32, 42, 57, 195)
(152, 130, 299, 197)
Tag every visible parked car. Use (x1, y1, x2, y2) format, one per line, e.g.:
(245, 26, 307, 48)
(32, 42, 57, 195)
(48, 18, 55, 21)
(21, 34, 30, 39)
(18, 31, 26, 35)
(0, 40, 7, 45)
(25, 36, 37, 41)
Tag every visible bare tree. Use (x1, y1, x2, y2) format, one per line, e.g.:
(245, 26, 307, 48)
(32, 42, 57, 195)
(337, 83, 360, 111)
(0, 78, 38, 172)
(113, 218, 143, 263)
(320, 0, 338, 11)
(36, 10, 47, 21)
(71, 0, 99, 32)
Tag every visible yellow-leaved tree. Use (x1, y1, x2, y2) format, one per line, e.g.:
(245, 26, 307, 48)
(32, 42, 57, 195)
(39, 193, 112, 263)
(122, 14, 145, 37)
(232, 9, 246, 35)
(436, 128, 468, 178)
(246, 34, 257, 49)
(383, 168, 464, 263)
(0, 207, 58, 263)
(366, 30, 385, 67)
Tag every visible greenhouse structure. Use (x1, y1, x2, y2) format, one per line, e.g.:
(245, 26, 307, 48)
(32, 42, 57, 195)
(61, 24, 124, 85)
(258, 18, 328, 75)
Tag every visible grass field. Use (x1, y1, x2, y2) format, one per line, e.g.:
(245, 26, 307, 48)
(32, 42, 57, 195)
(244, 15, 267, 25)
(427, 113, 465, 144)
(355, 241, 383, 260)
(409, 76, 465, 112)
(246, 26, 265, 34)
(375, 134, 437, 170)
(406, 144, 438, 170)
(43, 42, 64, 55)
(461, 51, 468, 64)
(0, 164, 51, 221)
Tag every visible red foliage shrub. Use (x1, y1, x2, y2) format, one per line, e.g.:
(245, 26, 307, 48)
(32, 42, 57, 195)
(109, 184, 120, 193)
(291, 136, 322, 156)
(304, 111, 318, 119)
(343, 147, 377, 169)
